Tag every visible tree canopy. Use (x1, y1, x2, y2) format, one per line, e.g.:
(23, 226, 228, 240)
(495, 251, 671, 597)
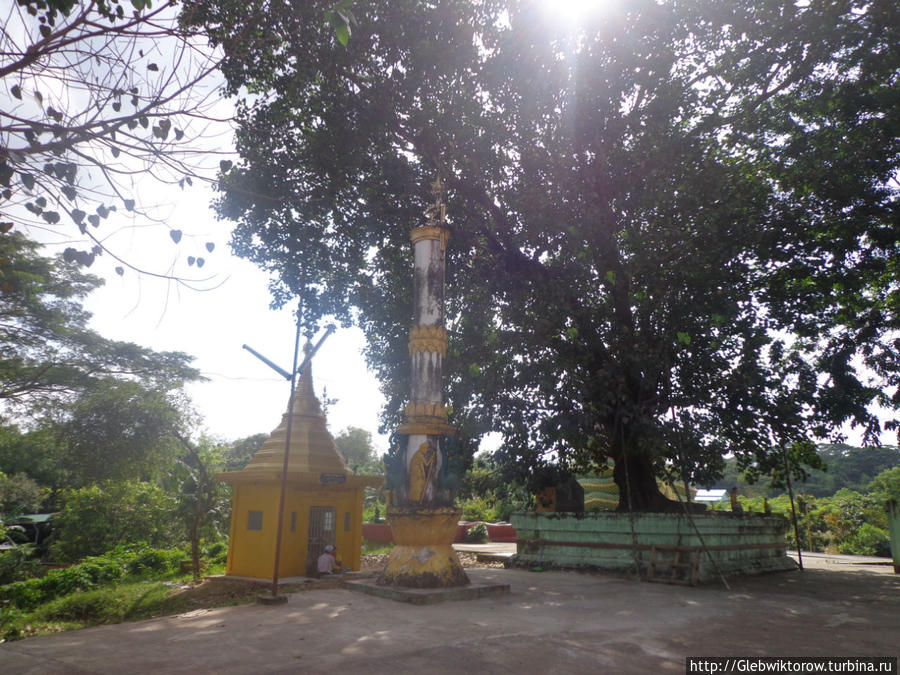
(191, 0, 900, 510)
(0, 232, 201, 413)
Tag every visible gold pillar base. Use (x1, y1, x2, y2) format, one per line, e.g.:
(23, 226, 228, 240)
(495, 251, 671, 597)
(379, 506, 469, 588)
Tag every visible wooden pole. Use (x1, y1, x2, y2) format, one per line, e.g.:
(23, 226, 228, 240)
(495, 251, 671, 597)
(270, 307, 303, 598)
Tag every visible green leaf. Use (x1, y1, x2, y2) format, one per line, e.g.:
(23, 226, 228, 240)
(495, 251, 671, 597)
(335, 24, 350, 46)
(605, 270, 616, 285)
(36, 196, 47, 208)
(676, 331, 692, 345)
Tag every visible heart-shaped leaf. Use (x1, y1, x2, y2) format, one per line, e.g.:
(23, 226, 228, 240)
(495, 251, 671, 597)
(170, 229, 182, 244)
(196, 257, 205, 268)
(205, 242, 215, 252)
(88, 214, 100, 227)
(115, 266, 124, 276)
(187, 256, 195, 266)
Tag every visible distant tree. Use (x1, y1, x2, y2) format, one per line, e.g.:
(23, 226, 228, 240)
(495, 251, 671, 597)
(0, 425, 68, 493)
(171, 434, 229, 580)
(53, 380, 188, 486)
(0, 232, 202, 413)
(0, 471, 46, 514)
(192, 0, 900, 510)
(223, 432, 267, 471)
(868, 466, 900, 509)
(334, 426, 374, 466)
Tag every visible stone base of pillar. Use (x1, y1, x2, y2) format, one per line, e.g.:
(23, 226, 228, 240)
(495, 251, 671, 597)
(378, 506, 470, 588)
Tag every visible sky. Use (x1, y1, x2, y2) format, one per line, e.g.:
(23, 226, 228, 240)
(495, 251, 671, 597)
(74, 199, 392, 452)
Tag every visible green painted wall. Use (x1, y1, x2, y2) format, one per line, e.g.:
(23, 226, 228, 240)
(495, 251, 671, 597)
(510, 511, 797, 583)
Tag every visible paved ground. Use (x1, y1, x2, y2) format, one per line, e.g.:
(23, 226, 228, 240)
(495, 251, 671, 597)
(2, 557, 898, 674)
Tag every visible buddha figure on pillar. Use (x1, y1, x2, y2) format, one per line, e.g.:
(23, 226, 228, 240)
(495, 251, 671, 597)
(408, 439, 440, 504)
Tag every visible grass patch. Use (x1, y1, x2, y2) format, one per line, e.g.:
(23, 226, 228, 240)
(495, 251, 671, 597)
(0, 578, 267, 641)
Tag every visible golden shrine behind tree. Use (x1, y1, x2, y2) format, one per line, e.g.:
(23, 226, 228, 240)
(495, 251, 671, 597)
(379, 177, 469, 588)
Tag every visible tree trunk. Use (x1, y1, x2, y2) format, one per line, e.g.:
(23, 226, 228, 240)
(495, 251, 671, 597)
(612, 451, 673, 512)
(190, 518, 201, 581)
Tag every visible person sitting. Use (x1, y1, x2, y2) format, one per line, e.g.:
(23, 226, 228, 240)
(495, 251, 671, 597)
(316, 544, 340, 575)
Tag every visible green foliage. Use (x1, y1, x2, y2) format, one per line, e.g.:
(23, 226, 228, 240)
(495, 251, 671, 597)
(0, 546, 40, 585)
(458, 456, 530, 522)
(361, 539, 393, 555)
(0, 233, 201, 412)
(711, 445, 900, 498)
(464, 522, 489, 543)
(334, 426, 381, 474)
(1, 580, 177, 640)
(223, 433, 268, 471)
(0, 545, 183, 610)
(0, 471, 47, 513)
(189, 0, 900, 511)
(58, 382, 188, 486)
(867, 466, 900, 508)
(51, 482, 179, 561)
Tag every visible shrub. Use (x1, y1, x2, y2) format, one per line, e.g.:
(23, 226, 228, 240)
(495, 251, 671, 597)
(464, 522, 489, 543)
(0, 545, 39, 585)
(0, 545, 183, 610)
(51, 481, 178, 561)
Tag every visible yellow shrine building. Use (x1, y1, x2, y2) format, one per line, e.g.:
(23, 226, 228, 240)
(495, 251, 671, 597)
(216, 358, 382, 579)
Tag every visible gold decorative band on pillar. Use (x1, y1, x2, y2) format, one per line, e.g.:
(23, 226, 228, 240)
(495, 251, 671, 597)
(404, 401, 448, 422)
(397, 421, 455, 437)
(410, 225, 450, 252)
(409, 324, 447, 356)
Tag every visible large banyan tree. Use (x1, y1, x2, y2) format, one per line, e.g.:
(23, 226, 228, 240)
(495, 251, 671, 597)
(185, 0, 900, 510)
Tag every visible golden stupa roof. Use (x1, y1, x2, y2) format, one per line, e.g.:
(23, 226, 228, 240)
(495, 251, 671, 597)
(217, 347, 382, 488)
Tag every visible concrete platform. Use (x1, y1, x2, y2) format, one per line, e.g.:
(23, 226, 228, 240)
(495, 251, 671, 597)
(2, 566, 898, 674)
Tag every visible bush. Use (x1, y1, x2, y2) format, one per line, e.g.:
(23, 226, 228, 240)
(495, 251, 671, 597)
(0, 545, 39, 585)
(839, 523, 891, 557)
(51, 481, 178, 562)
(0, 545, 183, 610)
(464, 522, 489, 543)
